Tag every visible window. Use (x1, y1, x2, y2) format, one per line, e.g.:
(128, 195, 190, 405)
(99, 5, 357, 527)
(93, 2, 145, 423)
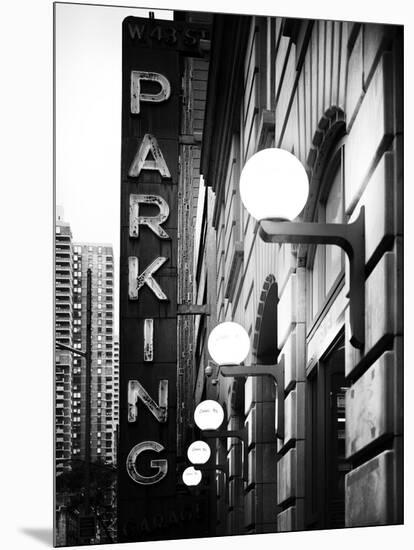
(325, 169, 343, 289)
(56, 226, 61, 234)
(308, 145, 345, 323)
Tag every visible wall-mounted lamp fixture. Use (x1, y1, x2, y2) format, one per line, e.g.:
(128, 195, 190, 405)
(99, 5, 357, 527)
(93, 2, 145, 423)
(239, 148, 365, 350)
(201, 428, 248, 482)
(182, 466, 202, 487)
(207, 322, 285, 440)
(194, 400, 224, 430)
(193, 398, 248, 481)
(193, 463, 229, 479)
(187, 440, 211, 465)
(186, 441, 228, 482)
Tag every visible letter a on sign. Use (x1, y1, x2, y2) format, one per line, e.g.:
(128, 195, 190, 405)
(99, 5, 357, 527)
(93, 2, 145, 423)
(128, 256, 168, 300)
(128, 134, 171, 179)
(131, 71, 171, 114)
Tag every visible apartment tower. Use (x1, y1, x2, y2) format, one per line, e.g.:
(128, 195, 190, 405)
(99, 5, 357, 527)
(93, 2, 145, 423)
(55, 207, 74, 473)
(71, 243, 115, 465)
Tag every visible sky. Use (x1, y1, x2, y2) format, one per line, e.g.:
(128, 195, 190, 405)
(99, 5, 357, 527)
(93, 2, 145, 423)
(55, 3, 174, 331)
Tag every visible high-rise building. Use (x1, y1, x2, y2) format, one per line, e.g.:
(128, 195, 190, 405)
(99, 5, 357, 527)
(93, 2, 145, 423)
(71, 243, 115, 465)
(112, 337, 119, 466)
(55, 207, 73, 474)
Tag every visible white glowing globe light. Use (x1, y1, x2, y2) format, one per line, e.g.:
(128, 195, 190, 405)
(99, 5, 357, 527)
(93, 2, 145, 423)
(208, 322, 250, 365)
(194, 400, 224, 430)
(240, 148, 309, 221)
(182, 466, 202, 486)
(187, 441, 211, 465)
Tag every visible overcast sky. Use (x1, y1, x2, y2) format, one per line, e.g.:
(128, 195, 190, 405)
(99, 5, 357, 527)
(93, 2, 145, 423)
(55, 3, 173, 331)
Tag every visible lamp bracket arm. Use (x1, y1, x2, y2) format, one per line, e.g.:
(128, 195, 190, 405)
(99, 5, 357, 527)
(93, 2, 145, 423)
(220, 356, 285, 387)
(260, 208, 366, 349)
(259, 206, 365, 263)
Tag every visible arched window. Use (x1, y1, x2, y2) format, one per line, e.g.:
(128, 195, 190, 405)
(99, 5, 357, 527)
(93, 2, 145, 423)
(308, 140, 346, 325)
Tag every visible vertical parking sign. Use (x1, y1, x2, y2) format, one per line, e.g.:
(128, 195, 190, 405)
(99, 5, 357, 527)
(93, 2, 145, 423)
(118, 16, 209, 542)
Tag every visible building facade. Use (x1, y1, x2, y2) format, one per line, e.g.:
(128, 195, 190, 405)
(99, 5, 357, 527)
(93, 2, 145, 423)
(177, 46, 210, 458)
(193, 14, 403, 534)
(71, 243, 116, 466)
(55, 207, 74, 474)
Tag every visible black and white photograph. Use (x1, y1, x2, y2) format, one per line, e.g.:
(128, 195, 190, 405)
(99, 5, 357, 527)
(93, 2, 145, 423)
(3, 1, 410, 549)
(52, 1, 404, 546)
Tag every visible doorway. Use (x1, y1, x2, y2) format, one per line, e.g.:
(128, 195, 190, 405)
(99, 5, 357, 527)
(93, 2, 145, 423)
(305, 335, 350, 529)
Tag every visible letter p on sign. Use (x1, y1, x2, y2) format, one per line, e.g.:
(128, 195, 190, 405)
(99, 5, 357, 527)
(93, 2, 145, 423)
(131, 71, 171, 114)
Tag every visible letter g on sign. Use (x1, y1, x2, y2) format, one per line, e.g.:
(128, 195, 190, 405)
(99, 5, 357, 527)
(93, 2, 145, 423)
(126, 441, 168, 485)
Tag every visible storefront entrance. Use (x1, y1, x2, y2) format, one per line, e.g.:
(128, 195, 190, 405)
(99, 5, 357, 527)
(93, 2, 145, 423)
(306, 336, 350, 529)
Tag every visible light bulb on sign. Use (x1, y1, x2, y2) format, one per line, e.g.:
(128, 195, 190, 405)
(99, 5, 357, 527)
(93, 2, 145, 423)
(182, 466, 202, 486)
(194, 400, 224, 430)
(187, 441, 211, 465)
(239, 148, 309, 221)
(207, 322, 250, 365)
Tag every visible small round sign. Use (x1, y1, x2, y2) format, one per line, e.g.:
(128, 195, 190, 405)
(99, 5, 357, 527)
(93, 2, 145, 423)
(187, 441, 211, 465)
(194, 400, 224, 430)
(182, 466, 202, 486)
